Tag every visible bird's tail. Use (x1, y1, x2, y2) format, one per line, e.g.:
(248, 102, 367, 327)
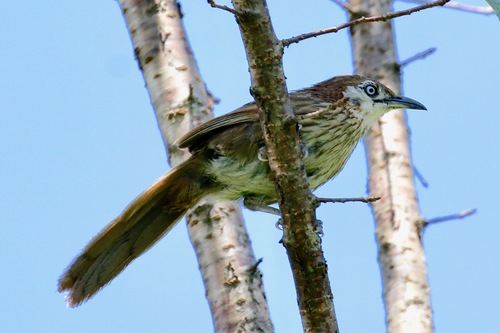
(58, 155, 216, 307)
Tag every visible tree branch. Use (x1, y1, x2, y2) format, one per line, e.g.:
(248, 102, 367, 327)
(283, 0, 449, 47)
(401, 0, 495, 14)
(424, 208, 476, 226)
(399, 47, 436, 68)
(414, 165, 430, 188)
(329, 0, 355, 12)
(318, 196, 380, 204)
(230, 0, 338, 332)
(207, 0, 238, 14)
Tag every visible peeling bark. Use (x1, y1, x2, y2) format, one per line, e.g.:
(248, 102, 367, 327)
(347, 0, 433, 331)
(117, 1, 273, 331)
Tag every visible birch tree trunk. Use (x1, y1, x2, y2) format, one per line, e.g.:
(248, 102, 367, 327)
(117, 1, 273, 332)
(347, 0, 433, 331)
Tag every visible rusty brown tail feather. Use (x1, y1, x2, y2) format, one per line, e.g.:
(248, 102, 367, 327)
(58, 155, 216, 307)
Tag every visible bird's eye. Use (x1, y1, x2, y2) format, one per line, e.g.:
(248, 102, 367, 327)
(363, 84, 378, 97)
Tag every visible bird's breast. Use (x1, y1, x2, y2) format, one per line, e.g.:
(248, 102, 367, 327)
(300, 113, 365, 190)
(205, 109, 367, 203)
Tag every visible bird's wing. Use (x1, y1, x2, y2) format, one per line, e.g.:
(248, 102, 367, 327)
(176, 102, 259, 149)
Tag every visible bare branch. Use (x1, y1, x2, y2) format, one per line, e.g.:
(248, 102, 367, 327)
(424, 208, 477, 226)
(443, 1, 494, 13)
(207, 0, 238, 14)
(329, 0, 355, 12)
(413, 165, 430, 188)
(247, 258, 264, 276)
(400, 0, 495, 14)
(318, 196, 380, 204)
(231, 0, 339, 331)
(400, 47, 437, 68)
(283, 0, 449, 47)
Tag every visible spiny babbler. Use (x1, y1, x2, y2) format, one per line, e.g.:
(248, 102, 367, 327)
(58, 75, 426, 306)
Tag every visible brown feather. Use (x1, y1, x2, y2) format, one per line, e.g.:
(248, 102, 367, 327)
(58, 75, 425, 306)
(58, 155, 218, 306)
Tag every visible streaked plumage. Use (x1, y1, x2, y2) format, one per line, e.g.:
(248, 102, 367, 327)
(58, 75, 426, 306)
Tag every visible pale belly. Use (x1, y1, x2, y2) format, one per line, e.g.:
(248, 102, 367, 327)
(207, 137, 360, 203)
(208, 158, 276, 202)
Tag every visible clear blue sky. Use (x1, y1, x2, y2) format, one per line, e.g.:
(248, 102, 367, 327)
(1, 1, 498, 332)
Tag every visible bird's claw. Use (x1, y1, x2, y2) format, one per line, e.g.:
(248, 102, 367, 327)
(315, 219, 324, 237)
(258, 146, 268, 162)
(275, 218, 283, 230)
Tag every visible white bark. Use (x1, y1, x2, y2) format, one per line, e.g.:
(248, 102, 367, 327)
(117, 1, 273, 331)
(347, 0, 433, 331)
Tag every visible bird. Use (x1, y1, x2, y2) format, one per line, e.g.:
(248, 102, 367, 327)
(58, 75, 426, 307)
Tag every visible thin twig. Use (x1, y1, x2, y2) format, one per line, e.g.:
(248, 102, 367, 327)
(400, 0, 494, 14)
(207, 0, 238, 14)
(282, 0, 449, 47)
(442, 1, 494, 13)
(329, 0, 355, 12)
(413, 165, 430, 188)
(318, 196, 381, 204)
(400, 47, 437, 68)
(424, 208, 477, 226)
(247, 258, 264, 277)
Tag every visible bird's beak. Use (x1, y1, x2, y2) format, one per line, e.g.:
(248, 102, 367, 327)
(382, 96, 427, 111)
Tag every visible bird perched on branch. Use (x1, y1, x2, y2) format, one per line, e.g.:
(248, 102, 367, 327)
(58, 75, 426, 306)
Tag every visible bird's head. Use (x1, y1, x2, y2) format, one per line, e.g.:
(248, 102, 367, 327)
(310, 75, 426, 125)
(343, 76, 426, 123)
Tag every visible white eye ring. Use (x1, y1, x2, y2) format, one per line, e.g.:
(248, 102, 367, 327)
(364, 84, 378, 97)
